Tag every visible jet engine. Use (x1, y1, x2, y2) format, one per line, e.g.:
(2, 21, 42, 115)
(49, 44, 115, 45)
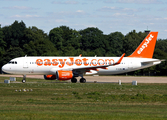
(56, 70, 73, 80)
(44, 75, 56, 80)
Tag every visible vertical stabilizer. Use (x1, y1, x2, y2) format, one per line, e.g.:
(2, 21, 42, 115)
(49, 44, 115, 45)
(128, 32, 158, 58)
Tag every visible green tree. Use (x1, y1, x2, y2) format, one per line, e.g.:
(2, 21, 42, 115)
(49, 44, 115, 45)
(0, 24, 6, 68)
(49, 26, 81, 55)
(1, 47, 25, 66)
(24, 26, 48, 43)
(0, 25, 6, 55)
(107, 32, 124, 56)
(123, 30, 147, 56)
(23, 41, 37, 56)
(70, 29, 81, 49)
(33, 39, 58, 56)
(23, 26, 49, 56)
(153, 48, 167, 75)
(49, 27, 64, 51)
(79, 27, 105, 55)
(155, 39, 167, 53)
(2, 20, 26, 48)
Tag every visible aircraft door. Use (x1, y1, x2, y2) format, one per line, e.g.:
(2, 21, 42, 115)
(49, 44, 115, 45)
(23, 57, 28, 68)
(128, 61, 133, 69)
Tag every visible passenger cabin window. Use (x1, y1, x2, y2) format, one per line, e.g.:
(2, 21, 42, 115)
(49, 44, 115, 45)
(8, 61, 17, 64)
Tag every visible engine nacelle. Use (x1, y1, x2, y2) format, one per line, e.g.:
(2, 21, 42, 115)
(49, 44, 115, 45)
(56, 70, 73, 80)
(44, 75, 56, 80)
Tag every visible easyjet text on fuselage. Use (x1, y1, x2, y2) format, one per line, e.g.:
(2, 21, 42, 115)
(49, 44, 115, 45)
(36, 57, 115, 68)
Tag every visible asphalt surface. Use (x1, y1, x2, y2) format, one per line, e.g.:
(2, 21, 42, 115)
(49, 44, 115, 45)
(0, 74, 167, 83)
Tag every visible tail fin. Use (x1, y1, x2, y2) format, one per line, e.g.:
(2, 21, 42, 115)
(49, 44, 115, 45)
(128, 32, 158, 58)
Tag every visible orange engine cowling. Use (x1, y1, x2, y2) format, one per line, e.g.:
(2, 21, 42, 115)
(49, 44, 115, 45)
(56, 70, 73, 80)
(44, 75, 56, 80)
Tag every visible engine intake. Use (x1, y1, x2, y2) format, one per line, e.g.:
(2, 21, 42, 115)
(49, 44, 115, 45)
(44, 75, 56, 80)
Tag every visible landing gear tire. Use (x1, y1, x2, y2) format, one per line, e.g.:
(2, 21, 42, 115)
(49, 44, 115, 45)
(22, 79, 26, 83)
(22, 75, 26, 83)
(80, 78, 86, 83)
(71, 77, 77, 83)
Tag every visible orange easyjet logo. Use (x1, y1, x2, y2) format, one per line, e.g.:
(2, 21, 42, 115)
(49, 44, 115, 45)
(137, 34, 154, 54)
(36, 57, 114, 68)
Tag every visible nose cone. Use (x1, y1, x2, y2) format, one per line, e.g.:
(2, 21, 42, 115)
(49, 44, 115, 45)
(1, 64, 9, 74)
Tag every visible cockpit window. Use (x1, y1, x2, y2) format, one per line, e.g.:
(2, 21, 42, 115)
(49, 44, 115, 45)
(8, 61, 17, 64)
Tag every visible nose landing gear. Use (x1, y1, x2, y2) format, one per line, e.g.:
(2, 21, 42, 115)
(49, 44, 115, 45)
(22, 75, 26, 83)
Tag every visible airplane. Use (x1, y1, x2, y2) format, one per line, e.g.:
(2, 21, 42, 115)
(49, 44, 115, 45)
(1, 31, 163, 83)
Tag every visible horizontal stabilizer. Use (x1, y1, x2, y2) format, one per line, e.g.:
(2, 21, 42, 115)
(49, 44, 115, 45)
(85, 70, 98, 75)
(141, 59, 165, 66)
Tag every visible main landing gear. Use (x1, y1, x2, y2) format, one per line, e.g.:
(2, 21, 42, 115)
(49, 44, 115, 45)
(71, 77, 77, 83)
(71, 77, 86, 83)
(80, 78, 86, 83)
(22, 75, 26, 83)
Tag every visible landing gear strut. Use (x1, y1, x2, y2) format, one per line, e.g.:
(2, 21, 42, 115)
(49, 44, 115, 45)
(22, 75, 26, 83)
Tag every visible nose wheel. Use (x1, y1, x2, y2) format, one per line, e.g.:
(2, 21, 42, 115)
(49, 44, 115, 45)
(22, 79, 26, 83)
(22, 75, 26, 83)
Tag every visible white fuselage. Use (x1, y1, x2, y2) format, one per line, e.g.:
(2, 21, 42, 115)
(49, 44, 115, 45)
(2, 56, 161, 75)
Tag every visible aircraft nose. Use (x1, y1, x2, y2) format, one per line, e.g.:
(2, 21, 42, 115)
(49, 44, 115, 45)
(1, 64, 9, 74)
(2, 65, 6, 73)
(2, 65, 5, 72)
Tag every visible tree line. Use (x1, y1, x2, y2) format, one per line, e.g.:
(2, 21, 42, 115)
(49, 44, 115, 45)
(0, 20, 167, 75)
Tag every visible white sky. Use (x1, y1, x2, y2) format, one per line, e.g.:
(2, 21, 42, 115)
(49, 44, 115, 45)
(0, 0, 167, 39)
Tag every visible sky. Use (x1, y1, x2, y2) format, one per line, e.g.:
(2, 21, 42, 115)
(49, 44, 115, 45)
(0, 0, 167, 39)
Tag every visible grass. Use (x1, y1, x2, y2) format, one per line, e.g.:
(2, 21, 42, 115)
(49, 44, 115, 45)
(0, 76, 167, 119)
